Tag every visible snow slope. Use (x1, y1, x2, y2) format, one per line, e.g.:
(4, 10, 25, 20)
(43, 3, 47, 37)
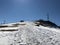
(0, 22, 60, 45)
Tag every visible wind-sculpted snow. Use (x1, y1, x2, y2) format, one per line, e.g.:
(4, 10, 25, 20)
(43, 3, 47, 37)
(0, 23, 60, 45)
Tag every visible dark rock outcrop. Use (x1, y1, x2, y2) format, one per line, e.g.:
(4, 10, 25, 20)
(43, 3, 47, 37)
(35, 19, 59, 28)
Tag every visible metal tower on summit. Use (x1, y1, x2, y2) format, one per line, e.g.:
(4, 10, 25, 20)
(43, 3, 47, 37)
(47, 13, 49, 21)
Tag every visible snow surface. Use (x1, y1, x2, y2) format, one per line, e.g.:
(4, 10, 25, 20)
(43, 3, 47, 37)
(0, 22, 60, 45)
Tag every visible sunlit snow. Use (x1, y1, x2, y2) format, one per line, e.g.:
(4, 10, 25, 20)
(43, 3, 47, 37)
(0, 22, 60, 45)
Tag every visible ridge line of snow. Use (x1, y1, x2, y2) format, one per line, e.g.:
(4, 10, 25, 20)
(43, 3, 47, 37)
(39, 26, 60, 33)
(0, 27, 19, 30)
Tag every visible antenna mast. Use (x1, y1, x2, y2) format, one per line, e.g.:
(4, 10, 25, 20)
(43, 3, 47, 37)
(47, 13, 49, 21)
(3, 20, 6, 24)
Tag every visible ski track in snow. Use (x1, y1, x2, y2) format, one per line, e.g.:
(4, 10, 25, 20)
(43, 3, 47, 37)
(0, 22, 60, 45)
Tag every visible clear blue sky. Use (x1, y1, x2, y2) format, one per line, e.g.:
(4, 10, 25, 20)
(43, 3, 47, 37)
(0, 0, 60, 26)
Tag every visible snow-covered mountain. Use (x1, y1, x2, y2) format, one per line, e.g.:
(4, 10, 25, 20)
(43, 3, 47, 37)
(0, 21, 60, 45)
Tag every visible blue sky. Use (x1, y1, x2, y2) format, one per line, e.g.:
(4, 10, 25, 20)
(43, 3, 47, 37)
(0, 0, 60, 26)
